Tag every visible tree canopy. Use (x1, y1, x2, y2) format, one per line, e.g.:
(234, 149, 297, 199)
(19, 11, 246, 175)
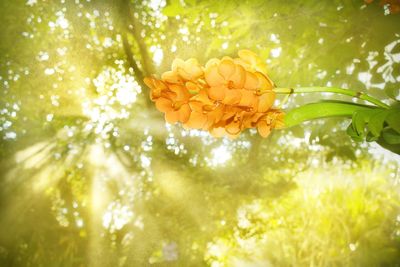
(0, 0, 399, 266)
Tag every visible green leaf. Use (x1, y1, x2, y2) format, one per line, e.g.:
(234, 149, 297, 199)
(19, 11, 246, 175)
(346, 123, 364, 142)
(377, 137, 400, 155)
(352, 110, 372, 136)
(284, 101, 374, 128)
(386, 108, 400, 133)
(366, 131, 379, 142)
(368, 110, 388, 137)
(382, 128, 400, 144)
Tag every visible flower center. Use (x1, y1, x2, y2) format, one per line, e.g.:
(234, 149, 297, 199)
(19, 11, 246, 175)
(227, 80, 234, 89)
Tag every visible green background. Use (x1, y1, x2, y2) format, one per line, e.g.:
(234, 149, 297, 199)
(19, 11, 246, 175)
(0, 0, 400, 266)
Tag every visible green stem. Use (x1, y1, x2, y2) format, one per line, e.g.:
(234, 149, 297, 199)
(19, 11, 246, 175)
(273, 87, 390, 109)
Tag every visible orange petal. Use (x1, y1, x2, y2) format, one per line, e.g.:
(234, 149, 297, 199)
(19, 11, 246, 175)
(189, 101, 204, 113)
(221, 113, 235, 122)
(242, 111, 259, 128)
(184, 58, 203, 79)
(273, 112, 285, 129)
(205, 65, 224, 87)
(171, 58, 185, 72)
(168, 84, 190, 101)
(213, 120, 225, 129)
(203, 115, 215, 130)
(225, 120, 241, 135)
(144, 77, 168, 91)
(210, 127, 226, 138)
(178, 65, 203, 81)
(155, 98, 172, 113)
(144, 77, 155, 89)
(250, 113, 265, 123)
(238, 50, 269, 75)
(204, 105, 223, 129)
(162, 71, 182, 84)
(238, 90, 256, 107)
(191, 90, 214, 106)
(150, 88, 161, 100)
(186, 81, 200, 94)
(244, 71, 259, 90)
(230, 64, 246, 89)
(205, 58, 220, 68)
(208, 85, 226, 101)
(221, 107, 239, 121)
(218, 59, 236, 80)
(257, 120, 271, 138)
(255, 72, 274, 91)
(161, 91, 176, 99)
(221, 56, 234, 61)
(178, 104, 191, 123)
(274, 120, 285, 129)
(214, 105, 225, 122)
(258, 91, 276, 112)
(184, 111, 208, 129)
(226, 133, 240, 140)
(242, 116, 253, 129)
(177, 68, 191, 81)
(233, 58, 249, 70)
(238, 49, 258, 65)
(222, 89, 241, 105)
(209, 105, 224, 123)
(165, 110, 180, 124)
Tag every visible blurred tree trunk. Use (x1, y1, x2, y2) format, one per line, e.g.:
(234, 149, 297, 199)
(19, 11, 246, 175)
(116, 0, 155, 108)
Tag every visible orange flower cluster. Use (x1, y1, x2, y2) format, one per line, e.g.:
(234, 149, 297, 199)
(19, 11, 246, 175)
(144, 50, 284, 138)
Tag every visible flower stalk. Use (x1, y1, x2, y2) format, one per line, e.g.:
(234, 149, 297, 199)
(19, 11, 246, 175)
(273, 87, 390, 109)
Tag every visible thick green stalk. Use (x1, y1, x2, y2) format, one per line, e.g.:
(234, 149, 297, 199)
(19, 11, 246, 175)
(273, 87, 390, 109)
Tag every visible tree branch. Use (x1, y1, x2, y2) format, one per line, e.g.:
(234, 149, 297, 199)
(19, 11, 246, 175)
(119, 0, 155, 76)
(127, 3, 155, 75)
(121, 32, 144, 84)
(117, 0, 153, 107)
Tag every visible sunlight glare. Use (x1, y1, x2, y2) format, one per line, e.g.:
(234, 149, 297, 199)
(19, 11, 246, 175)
(102, 201, 134, 233)
(207, 145, 232, 167)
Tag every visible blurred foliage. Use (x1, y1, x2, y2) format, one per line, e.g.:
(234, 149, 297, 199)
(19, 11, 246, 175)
(205, 163, 400, 267)
(0, 0, 399, 266)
